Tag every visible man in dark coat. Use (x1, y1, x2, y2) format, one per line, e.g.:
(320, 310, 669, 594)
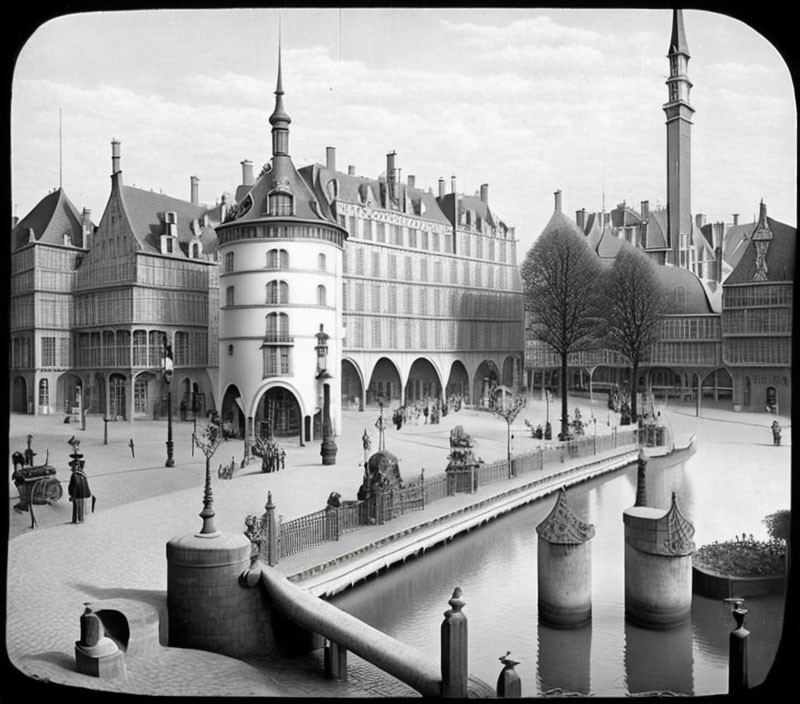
(68, 458, 92, 523)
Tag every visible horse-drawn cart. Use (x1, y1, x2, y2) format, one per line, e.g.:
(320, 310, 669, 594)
(12, 464, 63, 511)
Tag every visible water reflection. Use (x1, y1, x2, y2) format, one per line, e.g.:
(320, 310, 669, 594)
(330, 443, 788, 696)
(537, 622, 592, 694)
(625, 619, 694, 695)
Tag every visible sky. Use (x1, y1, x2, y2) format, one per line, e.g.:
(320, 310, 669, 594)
(10, 7, 797, 257)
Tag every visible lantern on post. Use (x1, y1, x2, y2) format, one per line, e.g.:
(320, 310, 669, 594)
(316, 324, 337, 465)
(162, 342, 175, 467)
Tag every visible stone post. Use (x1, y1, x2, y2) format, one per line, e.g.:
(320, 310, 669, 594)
(725, 597, 749, 694)
(75, 604, 125, 678)
(634, 447, 647, 507)
(441, 587, 468, 698)
(265, 491, 278, 566)
(536, 487, 595, 628)
(496, 651, 521, 697)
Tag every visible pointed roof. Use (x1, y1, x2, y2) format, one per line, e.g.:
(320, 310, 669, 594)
(269, 40, 291, 129)
(668, 9, 690, 57)
(724, 213, 795, 285)
(536, 487, 595, 544)
(11, 188, 89, 251)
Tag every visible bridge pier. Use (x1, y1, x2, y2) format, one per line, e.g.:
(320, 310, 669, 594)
(325, 639, 348, 680)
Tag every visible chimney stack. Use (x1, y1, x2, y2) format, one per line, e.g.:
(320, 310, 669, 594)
(408, 174, 415, 189)
(438, 178, 445, 198)
(640, 200, 650, 221)
(111, 139, 121, 175)
(732, 213, 739, 226)
(554, 190, 562, 213)
(480, 183, 489, 205)
(326, 146, 336, 171)
(576, 208, 586, 231)
(348, 165, 356, 176)
(386, 151, 397, 202)
(695, 213, 706, 229)
(190, 176, 199, 205)
(241, 160, 254, 186)
(451, 175, 457, 194)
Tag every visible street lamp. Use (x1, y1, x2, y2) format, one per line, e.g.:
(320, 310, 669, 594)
(163, 342, 175, 467)
(494, 392, 526, 479)
(315, 324, 337, 465)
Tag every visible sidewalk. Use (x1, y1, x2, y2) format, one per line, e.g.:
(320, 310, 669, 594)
(5, 394, 789, 697)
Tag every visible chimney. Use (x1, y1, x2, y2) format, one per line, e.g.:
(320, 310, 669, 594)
(576, 208, 586, 231)
(241, 159, 254, 186)
(451, 175, 457, 194)
(190, 176, 199, 205)
(326, 146, 336, 171)
(386, 151, 397, 202)
(554, 190, 562, 213)
(695, 213, 706, 229)
(711, 222, 724, 249)
(732, 213, 739, 226)
(220, 193, 228, 223)
(348, 165, 356, 176)
(111, 139, 121, 175)
(82, 208, 93, 249)
(480, 183, 489, 204)
(438, 178, 445, 198)
(715, 245, 723, 283)
(640, 200, 649, 221)
(407, 174, 415, 189)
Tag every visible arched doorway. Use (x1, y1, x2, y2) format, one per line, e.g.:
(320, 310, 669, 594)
(702, 368, 733, 402)
(255, 386, 302, 439)
(446, 360, 469, 404)
(341, 359, 364, 411)
(57, 373, 84, 416)
(11, 376, 27, 413)
(367, 357, 402, 407)
(221, 384, 246, 439)
(501, 355, 515, 387)
(109, 374, 127, 420)
(405, 358, 442, 405)
(473, 360, 499, 409)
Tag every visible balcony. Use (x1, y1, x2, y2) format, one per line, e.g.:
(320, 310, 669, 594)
(261, 333, 294, 346)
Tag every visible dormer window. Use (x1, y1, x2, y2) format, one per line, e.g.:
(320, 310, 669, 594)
(189, 240, 202, 259)
(165, 211, 178, 236)
(268, 192, 294, 216)
(63, 233, 72, 246)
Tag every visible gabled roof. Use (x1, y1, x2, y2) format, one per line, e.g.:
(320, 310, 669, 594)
(119, 185, 214, 257)
(722, 221, 755, 270)
(644, 208, 668, 250)
(724, 216, 795, 285)
(11, 188, 89, 251)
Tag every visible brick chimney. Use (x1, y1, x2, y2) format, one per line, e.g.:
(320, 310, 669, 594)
(640, 200, 649, 221)
(576, 208, 586, 231)
(480, 183, 488, 204)
(438, 178, 445, 198)
(190, 176, 199, 205)
(241, 160, 254, 186)
(695, 213, 706, 229)
(111, 139, 122, 177)
(408, 174, 415, 189)
(554, 190, 562, 213)
(326, 146, 336, 171)
(732, 213, 739, 226)
(386, 151, 397, 203)
(348, 165, 355, 176)
(451, 175, 457, 194)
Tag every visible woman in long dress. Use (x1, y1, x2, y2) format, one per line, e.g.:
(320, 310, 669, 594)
(68, 459, 92, 523)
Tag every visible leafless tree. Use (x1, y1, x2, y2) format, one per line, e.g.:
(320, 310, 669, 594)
(521, 224, 603, 440)
(600, 247, 670, 420)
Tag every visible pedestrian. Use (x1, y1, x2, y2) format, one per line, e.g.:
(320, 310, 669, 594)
(68, 454, 92, 524)
(279, 447, 286, 470)
(771, 420, 781, 446)
(423, 405, 429, 424)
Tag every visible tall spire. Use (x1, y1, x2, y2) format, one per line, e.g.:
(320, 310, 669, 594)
(668, 8, 690, 57)
(269, 23, 291, 157)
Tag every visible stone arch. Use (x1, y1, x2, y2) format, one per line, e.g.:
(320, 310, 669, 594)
(57, 372, 84, 416)
(366, 357, 402, 407)
(108, 373, 127, 420)
(700, 367, 733, 402)
(473, 360, 499, 409)
(501, 355, 516, 387)
(220, 383, 246, 439)
(131, 370, 161, 419)
(445, 360, 469, 403)
(11, 376, 28, 413)
(252, 381, 305, 442)
(341, 358, 365, 411)
(405, 357, 443, 405)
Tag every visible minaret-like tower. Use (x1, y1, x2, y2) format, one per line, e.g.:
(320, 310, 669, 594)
(269, 37, 291, 157)
(664, 9, 694, 268)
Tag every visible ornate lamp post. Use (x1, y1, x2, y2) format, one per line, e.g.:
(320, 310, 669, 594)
(163, 342, 175, 467)
(494, 392, 526, 479)
(192, 418, 222, 535)
(315, 324, 337, 465)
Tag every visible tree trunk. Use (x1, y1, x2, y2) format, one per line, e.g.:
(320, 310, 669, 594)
(561, 353, 569, 440)
(631, 361, 639, 420)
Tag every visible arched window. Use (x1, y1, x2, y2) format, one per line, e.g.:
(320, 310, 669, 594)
(174, 331, 189, 365)
(318, 253, 327, 271)
(224, 251, 235, 272)
(38, 379, 49, 407)
(267, 248, 289, 269)
(317, 285, 327, 306)
(265, 312, 290, 342)
(226, 286, 235, 307)
(268, 192, 294, 216)
(189, 240, 202, 259)
(266, 281, 289, 304)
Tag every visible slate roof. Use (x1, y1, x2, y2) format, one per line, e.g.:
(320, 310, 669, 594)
(722, 221, 755, 270)
(645, 209, 669, 250)
(118, 185, 216, 257)
(655, 262, 719, 314)
(724, 217, 795, 285)
(11, 188, 89, 251)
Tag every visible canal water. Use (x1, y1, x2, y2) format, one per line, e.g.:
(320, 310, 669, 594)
(330, 433, 789, 696)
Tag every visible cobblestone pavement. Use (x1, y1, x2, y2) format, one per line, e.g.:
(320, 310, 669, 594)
(6, 395, 790, 697)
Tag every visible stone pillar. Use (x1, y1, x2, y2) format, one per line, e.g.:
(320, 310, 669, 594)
(167, 530, 266, 657)
(623, 492, 695, 629)
(536, 487, 595, 628)
(324, 639, 348, 681)
(441, 587, 468, 698)
(74, 605, 126, 678)
(264, 491, 278, 567)
(496, 652, 521, 697)
(725, 598, 749, 694)
(634, 447, 648, 507)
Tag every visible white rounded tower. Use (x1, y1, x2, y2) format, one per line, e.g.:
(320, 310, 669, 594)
(216, 46, 346, 460)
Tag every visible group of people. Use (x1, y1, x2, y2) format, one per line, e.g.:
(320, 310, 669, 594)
(390, 398, 460, 430)
(252, 437, 286, 473)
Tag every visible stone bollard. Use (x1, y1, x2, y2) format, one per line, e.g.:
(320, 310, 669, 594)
(724, 597, 749, 694)
(264, 491, 278, 566)
(74, 604, 125, 678)
(441, 587, 468, 698)
(536, 487, 595, 628)
(623, 492, 695, 629)
(496, 651, 521, 697)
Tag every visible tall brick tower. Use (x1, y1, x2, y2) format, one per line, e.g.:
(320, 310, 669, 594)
(663, 9, 694, 267)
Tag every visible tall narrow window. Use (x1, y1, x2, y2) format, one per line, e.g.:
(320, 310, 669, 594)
(267, 281, 289, 304)
(226, 286, 235, 306)
(225, 251, 235, 272)
(265, 313, 290, 343)
(268, 192, 293, 216)
(317, 285, 327, 306)
(318, 253, 327, 271)
(38, 379, 49, 407)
